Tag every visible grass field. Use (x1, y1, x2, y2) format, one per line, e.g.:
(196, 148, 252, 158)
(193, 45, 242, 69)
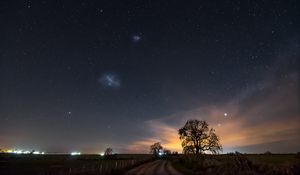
(0, 153, 153, 175)
(245, 154, 300, 165)
(205, 154, 300, 166)
(1, 153, 299, 174)
(171, 153, 300, 175)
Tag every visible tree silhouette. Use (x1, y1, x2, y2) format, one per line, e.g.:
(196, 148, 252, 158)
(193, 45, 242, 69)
(104, 147, 113, 155)
(163, 149, 171, 155)
(150, 142, 163, 156)
(178, 120, 222, 155)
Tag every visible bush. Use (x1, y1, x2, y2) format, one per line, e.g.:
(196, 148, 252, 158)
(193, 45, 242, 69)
(264, 151, 272, 155)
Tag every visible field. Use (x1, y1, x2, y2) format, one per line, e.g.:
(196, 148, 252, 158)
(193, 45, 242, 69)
(171, 153, 300, 175)
(245, 154, 300, 165)
(0, 153, 153, 175)
(0, 153, 299, 175)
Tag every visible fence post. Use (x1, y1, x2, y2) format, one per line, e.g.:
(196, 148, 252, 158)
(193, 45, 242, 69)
(99, 163, 102, 174)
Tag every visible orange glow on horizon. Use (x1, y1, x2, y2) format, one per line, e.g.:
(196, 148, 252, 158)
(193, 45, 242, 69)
(125, 112, 300, 153)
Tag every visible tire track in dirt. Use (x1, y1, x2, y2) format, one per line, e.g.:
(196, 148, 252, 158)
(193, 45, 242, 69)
(124, 160, 161, 175)
(124, 160, 183, 175)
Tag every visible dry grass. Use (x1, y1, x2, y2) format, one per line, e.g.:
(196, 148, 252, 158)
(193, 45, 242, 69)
(0, 153, 153, 175)
(170, 153, 300, 175)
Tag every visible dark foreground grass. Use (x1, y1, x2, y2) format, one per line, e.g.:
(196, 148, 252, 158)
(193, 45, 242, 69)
(245, 154, 300, 165)
(170, 153, 300, 175)
(1, 153, 299, 175)
(0, 153, 153, 175)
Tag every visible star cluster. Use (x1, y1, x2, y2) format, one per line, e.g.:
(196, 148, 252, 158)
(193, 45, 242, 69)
(99, 73, 121, 88)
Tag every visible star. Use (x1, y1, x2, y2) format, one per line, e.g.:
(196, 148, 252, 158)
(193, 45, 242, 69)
(97, 8, 104, 15)
(224, 113, 228, 117)
(26, 0, 32, 8)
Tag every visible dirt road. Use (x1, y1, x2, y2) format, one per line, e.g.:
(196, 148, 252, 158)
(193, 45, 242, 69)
(124, 160, 183, 175)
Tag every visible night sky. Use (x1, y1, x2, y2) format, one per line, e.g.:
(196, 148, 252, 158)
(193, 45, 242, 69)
(0, 0, 299, 154)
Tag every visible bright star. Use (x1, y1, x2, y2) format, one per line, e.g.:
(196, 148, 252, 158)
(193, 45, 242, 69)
(224, 113, 228, 117)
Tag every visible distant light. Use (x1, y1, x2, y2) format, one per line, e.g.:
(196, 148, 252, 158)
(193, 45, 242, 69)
(7, 149, 45, 154)
(14, 150, 23, 154)
(33, 151, 40, 154)
(71, 152, 81, 156)
(23, 151, 31, 154)
(100, 152, 105, 156)
(224, 113, 228, 117)
(158, 152, 164, 156)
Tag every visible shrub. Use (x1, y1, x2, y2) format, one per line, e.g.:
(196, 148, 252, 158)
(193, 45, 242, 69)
(264, 151, 272, 155)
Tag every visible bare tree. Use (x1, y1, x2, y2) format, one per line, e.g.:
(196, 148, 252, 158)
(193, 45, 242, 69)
(178, 120, 222, 155)
(104, 147, 113, 155)
(150, 142, 163, 156)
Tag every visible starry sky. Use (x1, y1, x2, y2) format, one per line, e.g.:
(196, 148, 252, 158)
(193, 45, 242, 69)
(0, 0, 299, 154)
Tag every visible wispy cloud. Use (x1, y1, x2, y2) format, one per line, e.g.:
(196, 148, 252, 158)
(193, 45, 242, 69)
(123, 65, 299, 153)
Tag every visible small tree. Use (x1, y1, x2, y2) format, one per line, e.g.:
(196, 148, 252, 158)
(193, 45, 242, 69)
(163, 149, 171, 155)
(178, 120, 222, 155)
(104, 147, 113, 155)
(172, 151, 178, 155)
(150, 142, 163, 156)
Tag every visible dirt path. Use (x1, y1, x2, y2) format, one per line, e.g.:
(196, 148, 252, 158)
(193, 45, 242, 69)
(124, 160, 183, 175)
